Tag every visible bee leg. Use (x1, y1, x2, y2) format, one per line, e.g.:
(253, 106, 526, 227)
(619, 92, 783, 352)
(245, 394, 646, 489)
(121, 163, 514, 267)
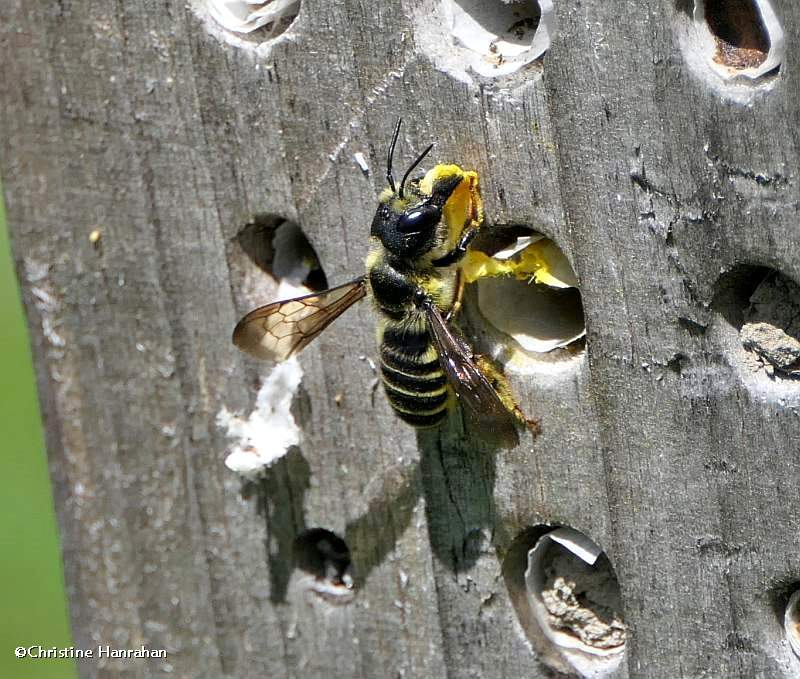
(475, 355, 541, 435)
(444, 270, 465, 323)
(431, 227, 479, 268)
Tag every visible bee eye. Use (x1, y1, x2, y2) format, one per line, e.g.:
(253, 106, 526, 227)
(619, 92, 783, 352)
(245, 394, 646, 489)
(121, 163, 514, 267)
(397, 205, 441, 234)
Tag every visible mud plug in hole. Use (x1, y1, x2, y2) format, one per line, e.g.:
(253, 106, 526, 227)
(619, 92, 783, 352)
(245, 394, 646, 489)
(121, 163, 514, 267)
(442, 0, 555, 77)
(464, 229, 585, 359)
(712, 265, 800, 383)
(526, 528, 626, 677)
(293, 528, 355, 604)
(504, 527, 625, 676)
(740, 271, 800, 379)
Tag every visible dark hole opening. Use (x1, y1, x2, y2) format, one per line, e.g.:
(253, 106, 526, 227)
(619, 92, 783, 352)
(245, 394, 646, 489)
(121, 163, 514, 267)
(293, 528, 354, 591)
(768, 580, 800, 628)
(505, 4, 542, 43)
(236, 215, 328, 291)
(705, 0, 770, 69)
(711, 264, 772, 330)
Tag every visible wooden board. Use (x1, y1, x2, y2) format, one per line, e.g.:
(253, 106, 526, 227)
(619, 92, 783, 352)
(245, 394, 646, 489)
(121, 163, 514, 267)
(2, 0, 799, 676)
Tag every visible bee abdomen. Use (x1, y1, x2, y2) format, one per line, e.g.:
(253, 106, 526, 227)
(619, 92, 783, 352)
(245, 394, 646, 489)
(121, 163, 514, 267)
(380, 337, 449, 428)
(381, 363, 447, 392)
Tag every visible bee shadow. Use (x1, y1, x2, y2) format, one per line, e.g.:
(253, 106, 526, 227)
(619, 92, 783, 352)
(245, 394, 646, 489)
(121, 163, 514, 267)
(244, 446, 423, 598)
(344, 463, 422, 587)
(243, 414, 510, 603)
(343, 413, 507, 581)
(243, 446, 311, 604)
(415, 412, 507, 573)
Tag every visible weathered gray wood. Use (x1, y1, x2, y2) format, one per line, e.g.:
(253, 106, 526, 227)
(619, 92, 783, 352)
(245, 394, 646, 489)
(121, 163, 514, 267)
(2, 0, 800, 677)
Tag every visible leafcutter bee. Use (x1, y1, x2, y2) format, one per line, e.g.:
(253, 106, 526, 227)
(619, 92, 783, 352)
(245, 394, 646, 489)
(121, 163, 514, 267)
(233, 120, 536, 447)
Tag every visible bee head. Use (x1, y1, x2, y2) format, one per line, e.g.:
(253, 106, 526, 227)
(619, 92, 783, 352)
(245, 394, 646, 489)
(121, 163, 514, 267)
(370, 119, 462, 258)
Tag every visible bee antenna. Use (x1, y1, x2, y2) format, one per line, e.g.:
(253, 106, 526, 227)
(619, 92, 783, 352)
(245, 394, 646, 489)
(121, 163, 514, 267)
(399, 142, 434, 199)
(387, 118, 402, 194)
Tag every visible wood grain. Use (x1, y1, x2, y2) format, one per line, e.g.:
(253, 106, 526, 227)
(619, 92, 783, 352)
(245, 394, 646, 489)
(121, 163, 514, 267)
(2, 1, 799, 676)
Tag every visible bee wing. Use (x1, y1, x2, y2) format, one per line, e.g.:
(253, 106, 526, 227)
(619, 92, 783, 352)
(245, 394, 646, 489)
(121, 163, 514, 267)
(233, 277, 367, 362)
(422, 300, 519, 448)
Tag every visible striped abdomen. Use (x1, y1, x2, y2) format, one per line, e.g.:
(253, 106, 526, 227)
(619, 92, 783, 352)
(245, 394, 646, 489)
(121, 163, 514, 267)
(367, 255, 452, 427)
(379, 324, 450, 427)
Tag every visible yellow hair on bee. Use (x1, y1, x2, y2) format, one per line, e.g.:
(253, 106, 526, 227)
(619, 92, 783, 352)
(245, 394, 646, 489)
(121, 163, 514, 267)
(475, 355, 540, 434)
(420, 165, 483, 252)
(233, 122, 535, 443)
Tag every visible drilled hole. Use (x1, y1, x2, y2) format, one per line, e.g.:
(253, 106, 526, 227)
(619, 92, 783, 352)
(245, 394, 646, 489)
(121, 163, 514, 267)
(441, 0, 554, 77)
(682, 0, 785, 88)
(706, 0, 769, 69)
(466, 228, 585, 363)
(478, 280, 585, 354)
(237, 215, 327, 292)
(711, 263, 771, 328)
(201, 0, 300, 45)
(712, 265, 800, 382)
(293, 529, 355, 603)
(504, 526, 626, 677)
(785, 588, 800, 660)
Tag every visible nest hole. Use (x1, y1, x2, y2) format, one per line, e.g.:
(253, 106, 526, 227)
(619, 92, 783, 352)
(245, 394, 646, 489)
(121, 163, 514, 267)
(204, 0, 301, 43)
(477, 279, 585, 354)
(712, 265, 800, 381)
(684, 0, 785, 87)
(293, 528, 355, 603)
(237, 215, 327, 291)
(785, 588, 800, 660)
(504, 526, 626, 677)
(443, 0, 553, 77)
(705, 0, 770, 69)
(468, 228, 585, 365)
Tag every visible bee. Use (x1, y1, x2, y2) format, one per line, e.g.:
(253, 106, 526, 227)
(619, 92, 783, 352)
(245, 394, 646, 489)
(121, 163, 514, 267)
(233, 120, 535, 447)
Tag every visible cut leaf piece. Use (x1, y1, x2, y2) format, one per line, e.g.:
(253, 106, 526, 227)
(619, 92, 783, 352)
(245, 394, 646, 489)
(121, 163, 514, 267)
(477, 277, 585, 353)
(463, 237, 579, 290)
